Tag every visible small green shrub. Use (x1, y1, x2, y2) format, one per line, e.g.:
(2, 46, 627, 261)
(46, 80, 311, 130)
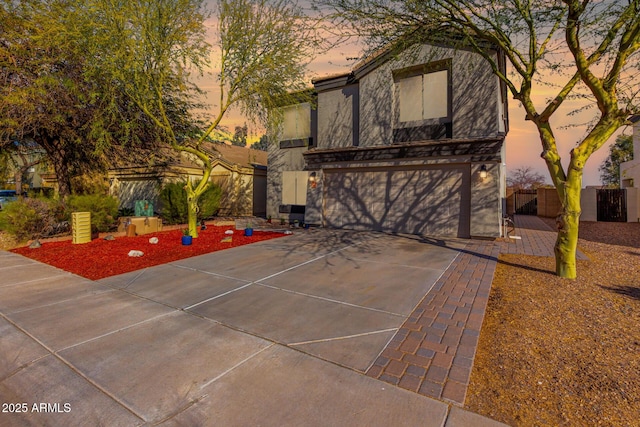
(117, 207, 135, 218)
(159, 181, 221, 225)
(0, 198, 61, 241)
(159, 182, 188, 225)
(67, 193, 119, 232)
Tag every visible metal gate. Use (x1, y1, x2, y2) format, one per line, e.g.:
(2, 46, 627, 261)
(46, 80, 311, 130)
(514, 190, 538, 215)
(597, 189, 627, 222)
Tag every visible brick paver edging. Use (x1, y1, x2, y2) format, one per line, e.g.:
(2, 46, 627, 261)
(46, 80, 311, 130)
(365, 240, 500, 405)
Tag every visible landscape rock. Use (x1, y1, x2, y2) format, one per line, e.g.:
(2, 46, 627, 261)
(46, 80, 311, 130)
(28, 239, 41, 249)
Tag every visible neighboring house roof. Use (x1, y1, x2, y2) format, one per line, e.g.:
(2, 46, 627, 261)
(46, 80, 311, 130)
(203, 142, 267, 168)
(109, 142, 267, 176)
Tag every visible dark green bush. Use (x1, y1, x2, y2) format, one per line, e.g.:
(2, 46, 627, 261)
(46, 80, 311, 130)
(67, 193, 119, 232)
(118, 207, 135, 218)
(159, 181, 221, 225)
(0, 198, 62, 241)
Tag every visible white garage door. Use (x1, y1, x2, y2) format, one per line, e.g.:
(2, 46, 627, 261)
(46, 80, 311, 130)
(323, 165, 470, 237)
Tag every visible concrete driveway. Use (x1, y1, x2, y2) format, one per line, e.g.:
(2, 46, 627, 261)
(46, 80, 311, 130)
(0, 229, 504, 426)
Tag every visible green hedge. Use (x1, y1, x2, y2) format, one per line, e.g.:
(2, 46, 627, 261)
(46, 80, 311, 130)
(67, 194, 119, 232)
(0, 198, 63, 241)
(159, 181, 221, 225)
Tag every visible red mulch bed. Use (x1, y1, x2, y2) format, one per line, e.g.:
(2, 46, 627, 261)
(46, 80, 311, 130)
(12, 226, 286, 280)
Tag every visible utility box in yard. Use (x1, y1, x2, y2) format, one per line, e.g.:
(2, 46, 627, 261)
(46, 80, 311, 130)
(72, 212, 91, 244)
(117, 216, 163, 235)
(134, 200, 154, 217)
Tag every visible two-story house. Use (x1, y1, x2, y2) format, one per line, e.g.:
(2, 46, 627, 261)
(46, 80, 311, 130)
(267, 41, 509, 238)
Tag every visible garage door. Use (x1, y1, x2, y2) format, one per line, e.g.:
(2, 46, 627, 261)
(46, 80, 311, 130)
(323, 165, 470, 237)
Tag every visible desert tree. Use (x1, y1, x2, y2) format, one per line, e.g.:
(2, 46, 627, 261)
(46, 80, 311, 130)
(0, 0, 187, 198)
(599, 133, 633, 187)
(251, 134, 270, 151)
(91, 0, 319, 237)
(231, 123, 249, 147)
(320, 0, 640, 278)
(507, 166, 548, 190)
(2, 140, 47, 195)
(0, 0, 104, 197)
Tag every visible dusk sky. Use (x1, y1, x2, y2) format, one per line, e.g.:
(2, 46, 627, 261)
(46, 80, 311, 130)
(197, 6, 631, 188)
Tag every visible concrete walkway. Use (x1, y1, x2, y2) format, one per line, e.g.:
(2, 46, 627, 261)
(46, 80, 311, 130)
(0, 223, 553, 427)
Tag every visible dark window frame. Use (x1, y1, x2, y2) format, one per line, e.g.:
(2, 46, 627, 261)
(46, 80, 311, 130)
(392, 59, 453, 143)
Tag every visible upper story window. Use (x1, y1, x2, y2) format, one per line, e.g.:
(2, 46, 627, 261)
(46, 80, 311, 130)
(398, 69, 449, 122)
(282, 103, 311, 141)
(393, 60, 452, 142)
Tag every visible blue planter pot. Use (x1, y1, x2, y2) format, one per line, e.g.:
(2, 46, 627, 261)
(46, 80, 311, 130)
(181, 235, 193, 245)
(244, 228, 253, 237)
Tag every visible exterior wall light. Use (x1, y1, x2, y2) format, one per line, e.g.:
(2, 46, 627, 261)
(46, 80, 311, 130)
(309, 171, 317, 188)
(479, 164, 488, 179)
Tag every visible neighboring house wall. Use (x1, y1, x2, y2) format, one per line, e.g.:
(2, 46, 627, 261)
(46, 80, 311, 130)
(580, 187, 598, 222)
(580, 186, 638, 223)
(620, 118, 640, 189)
(619, 116, 640, 222)
(109, 165, 200, 214)
(626, 187, 639, 223)
(111, 145, 267, 218)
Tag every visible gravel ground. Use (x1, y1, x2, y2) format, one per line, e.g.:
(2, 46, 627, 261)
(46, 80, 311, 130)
(466, 220, 640, 426)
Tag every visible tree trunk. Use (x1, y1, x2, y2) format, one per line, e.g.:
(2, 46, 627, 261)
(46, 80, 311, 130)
(553, 173, 583, 279)
(186, 188, 199, 238)
(35, 135, 72, 198)
(554, 209, 580, 279)
(14, 168, 23, 195)
(50, 151, 72, 198)
(184, 167, 213, 238)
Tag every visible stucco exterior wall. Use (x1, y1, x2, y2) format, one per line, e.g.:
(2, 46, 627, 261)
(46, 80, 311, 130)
(537, 188, 562, 218)
(626, 187, 639, 222)
(580, 188, 598, 221)
(266, 142, 308, 220)
(359, 67, 394, 146)
(469, 162, 502, 237)
(620, 121, 640, 188)
(358, 45, 503, 147)
(304, 170, 323, 225)
(451, 51, 503, 139)
(317, 85, 359, 149)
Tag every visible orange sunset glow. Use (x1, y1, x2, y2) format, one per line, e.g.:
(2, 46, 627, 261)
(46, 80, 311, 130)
(197, 9, 631, 188)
